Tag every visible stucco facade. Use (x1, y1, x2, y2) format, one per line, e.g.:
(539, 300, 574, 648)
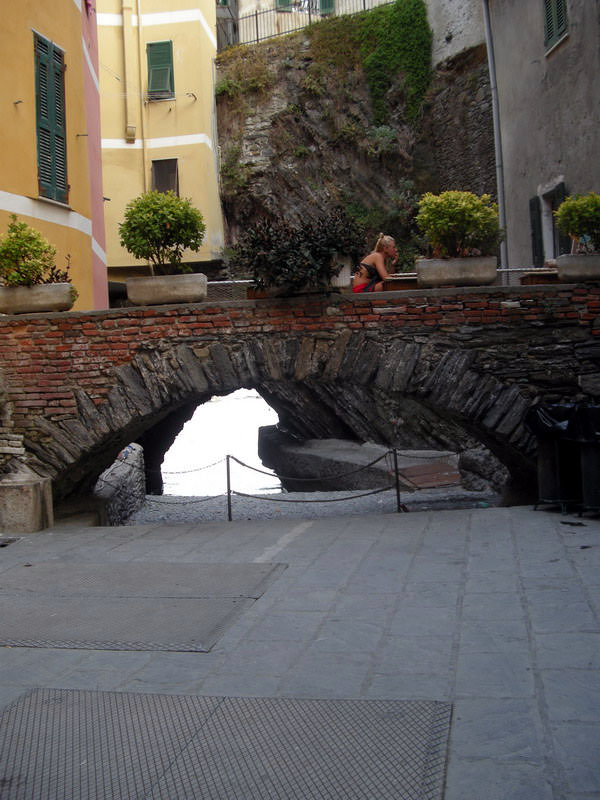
(489, 0, 600, 267)
(0, 0, 108, 310)
(97, 0, 225, 279)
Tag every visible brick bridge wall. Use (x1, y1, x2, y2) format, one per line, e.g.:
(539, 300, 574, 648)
(0, 283, 599, 500)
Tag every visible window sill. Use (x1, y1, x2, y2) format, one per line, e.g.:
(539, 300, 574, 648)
(545, 32, 569, 57)
(32, 195, 72, 211)
(146, 96, 176, 103)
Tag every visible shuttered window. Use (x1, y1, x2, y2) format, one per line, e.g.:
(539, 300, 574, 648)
(34, 34, 68, 204)
(320, 0, 334, 15)
(544, 0, 568, 50)
(147, 41, 174, 99)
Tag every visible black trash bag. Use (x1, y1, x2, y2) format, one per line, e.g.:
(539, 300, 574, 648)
(571, 405, 600, 442)
(524, 404, 578, 438)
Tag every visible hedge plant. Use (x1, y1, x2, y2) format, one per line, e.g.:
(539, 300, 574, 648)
(416, 191, 501, 258)
(229, 209, 365, 292)
(0, 215, 73, 287)
(554, 193, 600, 253)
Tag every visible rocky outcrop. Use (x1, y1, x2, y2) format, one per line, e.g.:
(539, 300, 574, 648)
(216, 37, 495, 243)
(94, 443, 147, 526)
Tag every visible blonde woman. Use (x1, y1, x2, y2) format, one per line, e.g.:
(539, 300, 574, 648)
(352, 234, 398, 293)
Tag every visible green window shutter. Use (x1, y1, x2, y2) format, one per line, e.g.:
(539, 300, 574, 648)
(147, 41, 174, 99)
(35, 34, 68, 204)
(320, 0, 334, 15)
(529, 196, 544, 267)
(276, 0, 292, 12)
(544, 0, 568, 49)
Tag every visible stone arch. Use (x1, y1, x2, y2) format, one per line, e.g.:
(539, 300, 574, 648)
(21, 330, 540, 503)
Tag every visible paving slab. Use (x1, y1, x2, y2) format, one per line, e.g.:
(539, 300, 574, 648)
(0, 504, 598, 798)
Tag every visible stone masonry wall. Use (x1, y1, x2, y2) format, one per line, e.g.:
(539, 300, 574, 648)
(413, 44, 496, 197)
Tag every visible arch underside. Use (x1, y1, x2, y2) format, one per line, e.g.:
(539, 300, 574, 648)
(20, 329, 563, 502)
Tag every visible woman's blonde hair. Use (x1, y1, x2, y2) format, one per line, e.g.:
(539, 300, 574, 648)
(374, 233, 395, 252)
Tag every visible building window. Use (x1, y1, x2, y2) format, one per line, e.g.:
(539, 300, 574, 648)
(529, 181, 571, 266)
(147, 41, 174, 100)
(544, 0, 568, 50)
(34, 34, 68, 204)
(152, 159, 179, 195)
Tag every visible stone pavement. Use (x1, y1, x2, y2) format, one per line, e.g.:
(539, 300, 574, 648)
(0, 505, 599, 799)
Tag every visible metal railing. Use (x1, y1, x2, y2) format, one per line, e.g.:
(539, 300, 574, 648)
(217, 0, 392, 49)
(100, 445, 418, 520)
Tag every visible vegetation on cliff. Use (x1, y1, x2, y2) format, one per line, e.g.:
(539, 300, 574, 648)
(215, 0, 466, 272)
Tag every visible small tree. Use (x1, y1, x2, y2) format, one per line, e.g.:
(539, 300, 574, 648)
(119, 191, 206, 275)
(0, 215, 58, 286)
(416, 191, 501, 258)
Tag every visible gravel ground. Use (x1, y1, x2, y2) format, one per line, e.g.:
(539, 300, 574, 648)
(127, 486, 500, 525)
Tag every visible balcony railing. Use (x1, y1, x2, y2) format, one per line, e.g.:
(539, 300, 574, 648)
(217, 0, 392, 50)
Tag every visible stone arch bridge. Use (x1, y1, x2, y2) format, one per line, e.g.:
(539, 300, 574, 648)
(0, 283, 599, 527)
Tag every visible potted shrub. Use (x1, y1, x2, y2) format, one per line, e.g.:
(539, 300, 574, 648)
(554, 193, 600, 281)
(0, 215, 76, 314)
(415, 191, 501, 287)
(119, 191, 208, 305)
(229, 209, 364, 297)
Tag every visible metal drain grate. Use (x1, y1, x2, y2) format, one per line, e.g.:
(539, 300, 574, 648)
(0, 562, 286, 652)
(0, 689, 452, 800)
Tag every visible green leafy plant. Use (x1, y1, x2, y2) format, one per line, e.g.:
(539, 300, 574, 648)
(215, 45, 274, 100)
(0, 214, 73, 287)
(307, 0, 432, 124)
(416, 191, 501, 258)
(554, 193, 600, 253)
(229, 209, 365, 292)
(119, 191, 206, 275)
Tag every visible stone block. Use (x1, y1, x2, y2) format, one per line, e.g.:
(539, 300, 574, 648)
(0, 476, 53, 533)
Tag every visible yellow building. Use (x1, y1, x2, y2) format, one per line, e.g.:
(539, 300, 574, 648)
(97, 0, 224, 280)
(0, 1, 108, 310)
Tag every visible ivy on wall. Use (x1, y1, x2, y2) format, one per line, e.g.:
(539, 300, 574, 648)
(308, 0, 432, 123)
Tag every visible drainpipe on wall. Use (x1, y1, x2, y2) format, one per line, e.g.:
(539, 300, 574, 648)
(121, 0, 136, 142)
(482, 0, 508, 276)
(136, 0, 149, 196)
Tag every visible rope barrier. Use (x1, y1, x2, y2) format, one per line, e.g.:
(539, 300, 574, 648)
(231, 485, 396, 503)
(228, 451, 394, 482)
(98, 445, 418, 522)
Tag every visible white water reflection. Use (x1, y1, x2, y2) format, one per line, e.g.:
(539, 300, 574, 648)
(161, 389, 281, 496)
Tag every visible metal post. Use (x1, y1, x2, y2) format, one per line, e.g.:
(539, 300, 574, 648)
(393, 448, 402, 513)
(226, 455, 232, 521)
(255, 10, 259, 44)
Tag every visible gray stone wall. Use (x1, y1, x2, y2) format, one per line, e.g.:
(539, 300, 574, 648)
(94, 443, 146, 526)
(413, 44, 496, 198)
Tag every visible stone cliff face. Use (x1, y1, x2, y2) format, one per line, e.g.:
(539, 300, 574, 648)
(216, 33, 495, 250)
